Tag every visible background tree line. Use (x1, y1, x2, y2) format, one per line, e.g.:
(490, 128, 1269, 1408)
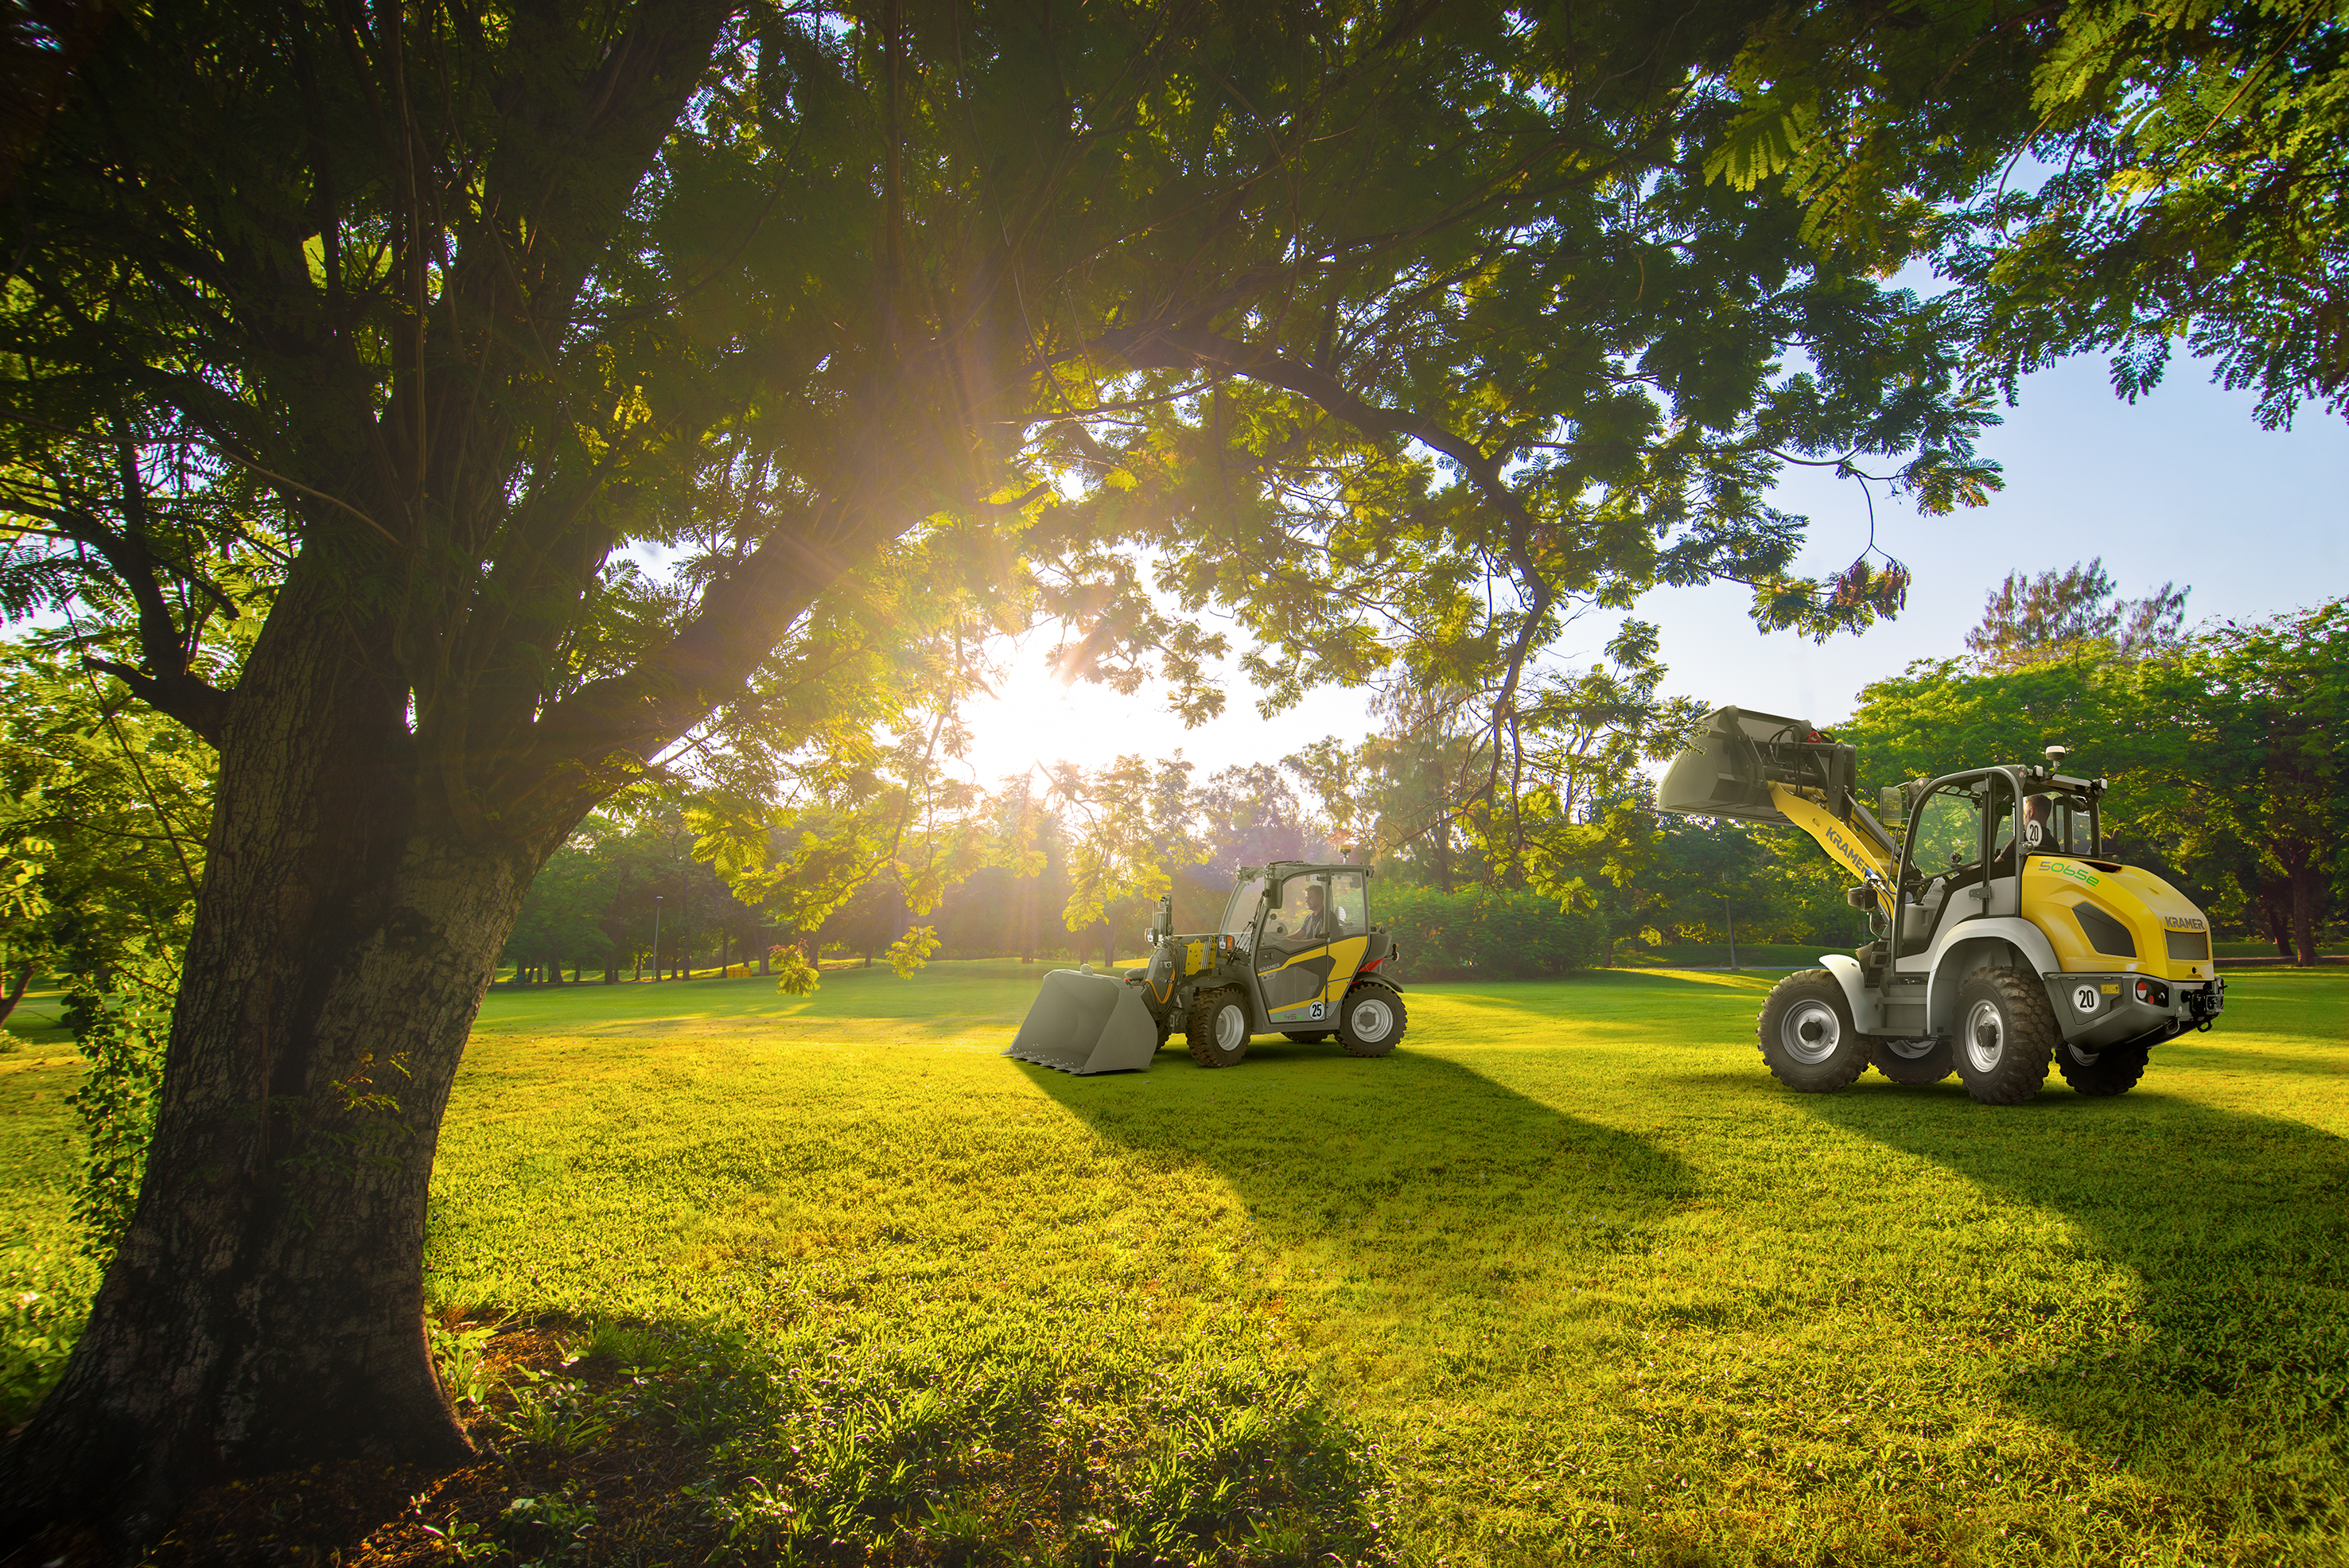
(7, 566, 2335, 1019)
(490, 567, 2349, 983)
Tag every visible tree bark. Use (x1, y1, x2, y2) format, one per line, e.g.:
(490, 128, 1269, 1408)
(0, 962, 35, 1028)
(2290, 858, 2321, 967)
(0, 578, 566, 1547)
(2260, 875, 2294, 956)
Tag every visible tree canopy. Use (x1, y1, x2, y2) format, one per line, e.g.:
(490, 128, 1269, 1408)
(1713, 0, 2349, 426)
(0, 2, 2022, 1529)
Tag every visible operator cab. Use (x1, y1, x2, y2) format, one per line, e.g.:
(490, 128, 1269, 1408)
(1887, 765, 2105, 964)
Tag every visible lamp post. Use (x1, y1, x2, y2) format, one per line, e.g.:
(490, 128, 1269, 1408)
(651, 895, 663, 982)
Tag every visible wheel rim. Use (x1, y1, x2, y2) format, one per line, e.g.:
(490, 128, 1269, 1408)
(1779, 999, 1841, 1064)
(1965, 999, 2006, 1073)
(1349, 996, 1394, 1044)
(1215, 1005, 1247, 1052)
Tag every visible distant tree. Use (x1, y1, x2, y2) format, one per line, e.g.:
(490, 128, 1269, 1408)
(819, 880, 900, 969)
(2127, 600, 2349, 966)
(1196, 763, 1326, 871)
(1292, 682, 1485, 892)
(1965, 559, 2189, 670)
(1048, 754, 1204, 967)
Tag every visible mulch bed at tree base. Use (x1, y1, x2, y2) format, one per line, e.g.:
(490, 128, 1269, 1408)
(9, 1317, 729, 1568)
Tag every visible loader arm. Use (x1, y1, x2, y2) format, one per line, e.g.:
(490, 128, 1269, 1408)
(1767, 783, 1898, 918)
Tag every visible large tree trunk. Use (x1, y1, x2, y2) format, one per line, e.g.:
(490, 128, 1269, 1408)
(0, 584, 564, 1547)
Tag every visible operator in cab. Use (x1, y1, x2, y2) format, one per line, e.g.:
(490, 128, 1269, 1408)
(1990, 793, 2055, 877)
(1296, 883, 1344, 940)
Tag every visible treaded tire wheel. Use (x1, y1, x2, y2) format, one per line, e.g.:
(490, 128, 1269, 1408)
(1281, 1030, 1332, 1043)
(1187, 990, 1251, 1068)
(1337, 982, 1406, 1056)
(2056, 1035, 2150, 1096)
(1870, 1034, 1954, 1085)
(1952, 967, 2055, 1104)
(1755, 970, 1869, 1092)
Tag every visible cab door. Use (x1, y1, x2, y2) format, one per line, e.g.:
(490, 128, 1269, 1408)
(1316, 870, 1372, 1012)
(1252, 873, 1336, 1027)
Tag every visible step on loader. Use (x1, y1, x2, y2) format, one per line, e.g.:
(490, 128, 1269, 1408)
(1005, 862, 1408, 1074)
(1658, 706, 2224, 1104)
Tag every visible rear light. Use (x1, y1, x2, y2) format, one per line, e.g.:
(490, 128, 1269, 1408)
(2133, 979, 2170, 1007)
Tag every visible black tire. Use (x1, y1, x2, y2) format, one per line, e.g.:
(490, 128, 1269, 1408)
(1952, 967, 2055, 1105)
(1281, 1030, 1332, 1043)
(1869, 1034, 1954, 1085)
(1336, 982, 1406, 1056)
(1754, 970, 1869, 1092)
(1187, 989, 1251, 1068)
(2055, 1034, 2151, 1096)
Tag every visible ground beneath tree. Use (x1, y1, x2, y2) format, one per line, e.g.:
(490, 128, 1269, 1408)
(15, 1317, 728, 1567)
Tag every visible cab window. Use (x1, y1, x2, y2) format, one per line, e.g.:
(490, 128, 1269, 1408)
(1220, 876, 1266, 936)
(1329, 872, 1366, 935)
(1263, 877, 1327, 943)
(1908, 784, 1983, 878)
(2025, 793, 2091, 857)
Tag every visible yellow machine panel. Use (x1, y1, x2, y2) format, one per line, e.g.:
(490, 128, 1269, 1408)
(1769, 783, 1896, 918)
(2023, 859, 2214, 982)
(1320, 936, 1370, 1006)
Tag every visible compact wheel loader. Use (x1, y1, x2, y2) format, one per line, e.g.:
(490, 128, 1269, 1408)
(1004, 862, 1408, 1074)
(1658, 707, 2225, 1105)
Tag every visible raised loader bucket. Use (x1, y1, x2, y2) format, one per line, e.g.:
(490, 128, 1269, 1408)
(1657, 706, 1826, 824)
(1005, 969, 1163, 1075)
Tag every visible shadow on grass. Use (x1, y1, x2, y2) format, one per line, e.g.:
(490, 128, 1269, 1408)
(1021, 1039, 1693, 1360)
(1801, 1078, 2349, 1532)
(141, 1306, 1402, 1568)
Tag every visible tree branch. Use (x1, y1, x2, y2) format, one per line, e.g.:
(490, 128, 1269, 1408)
(1103, 321, 1558, 806)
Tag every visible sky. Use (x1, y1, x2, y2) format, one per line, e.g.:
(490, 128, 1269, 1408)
(952, 353, 2349, 787)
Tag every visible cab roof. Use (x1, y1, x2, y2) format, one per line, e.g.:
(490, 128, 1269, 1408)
(1235, 861, 1371, 881)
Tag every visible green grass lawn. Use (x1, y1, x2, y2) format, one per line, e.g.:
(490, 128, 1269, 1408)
(5, 961, 2347, 1563)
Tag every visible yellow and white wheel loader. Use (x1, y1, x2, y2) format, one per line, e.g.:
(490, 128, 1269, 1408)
(1004, 861, 1407, 1074)
(1659, 707, 2225, 1105)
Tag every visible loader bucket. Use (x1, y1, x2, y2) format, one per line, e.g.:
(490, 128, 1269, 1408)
(1005, 969, 1163, 1075)
(1656, 706, 1815, 823)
